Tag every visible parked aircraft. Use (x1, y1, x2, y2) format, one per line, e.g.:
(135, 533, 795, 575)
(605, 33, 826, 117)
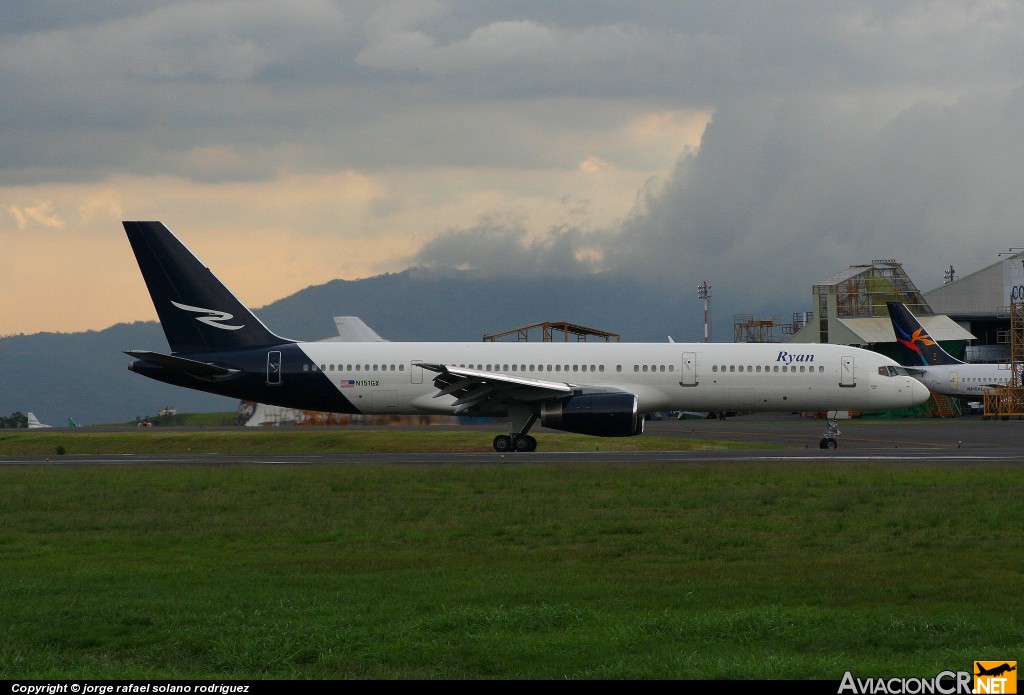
(886, 302, 1013, 397)
(122, 221, 930, 450)
(26, 413, 51, 429)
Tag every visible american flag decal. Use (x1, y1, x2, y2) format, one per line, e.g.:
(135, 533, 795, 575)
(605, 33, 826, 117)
(340, 380, 355, 388)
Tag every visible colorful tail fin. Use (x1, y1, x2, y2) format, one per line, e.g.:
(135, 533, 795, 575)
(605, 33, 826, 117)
(124, 221, 290, 354)
(886, 301, 963, 366)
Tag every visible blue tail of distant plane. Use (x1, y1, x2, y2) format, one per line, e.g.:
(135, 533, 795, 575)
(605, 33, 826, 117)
(886, 302, 963, 367)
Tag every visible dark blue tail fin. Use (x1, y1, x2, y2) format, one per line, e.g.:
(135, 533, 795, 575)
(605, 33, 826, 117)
(124, 221, 291, 354)
(886, 301, 962, 366)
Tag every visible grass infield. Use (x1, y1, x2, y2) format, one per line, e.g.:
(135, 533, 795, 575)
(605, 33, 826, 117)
(0, 431, 1021, 679)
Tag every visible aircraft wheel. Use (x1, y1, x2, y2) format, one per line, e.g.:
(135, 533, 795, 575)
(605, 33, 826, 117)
(493, 435, 512, 452)
(513, 434, 537, 452)
(819, 437, 838, 450)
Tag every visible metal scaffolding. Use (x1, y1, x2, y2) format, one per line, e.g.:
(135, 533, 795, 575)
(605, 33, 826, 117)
(983, 300, 1024, 417)
(732, 315, 783, 343)
(483, 321, 621, 342)
(818, 259, 929, 319)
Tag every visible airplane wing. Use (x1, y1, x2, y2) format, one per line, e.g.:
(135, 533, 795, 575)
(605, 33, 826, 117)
(419, 363, 575, 414)
(124, 350, 240, 379)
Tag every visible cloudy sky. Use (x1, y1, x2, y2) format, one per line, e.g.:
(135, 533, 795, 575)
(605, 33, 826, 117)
(3, 1, 1024, 339)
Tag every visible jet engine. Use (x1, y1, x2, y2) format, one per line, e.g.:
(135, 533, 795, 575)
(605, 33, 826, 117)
(540, 393, 644, 437)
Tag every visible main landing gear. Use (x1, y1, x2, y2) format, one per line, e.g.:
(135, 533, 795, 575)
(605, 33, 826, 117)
(493, 433, 537, 452)
(819, 413, 840, 449)
(493, 405, 539, 452)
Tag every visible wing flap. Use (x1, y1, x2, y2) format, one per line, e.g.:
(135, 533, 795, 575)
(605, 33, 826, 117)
(419, 363, 574, 413)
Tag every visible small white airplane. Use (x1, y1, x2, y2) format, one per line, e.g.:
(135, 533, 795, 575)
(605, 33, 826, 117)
(122, 221, 930, 450)
(27, 413, 52, 429)
(886, 302, 1013, 397)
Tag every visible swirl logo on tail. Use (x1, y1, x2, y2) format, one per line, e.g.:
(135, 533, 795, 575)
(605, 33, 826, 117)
(171, 301, 244, 331)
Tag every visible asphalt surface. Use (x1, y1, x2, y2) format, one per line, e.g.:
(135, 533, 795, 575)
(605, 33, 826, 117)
(3, 412, 1024, 465)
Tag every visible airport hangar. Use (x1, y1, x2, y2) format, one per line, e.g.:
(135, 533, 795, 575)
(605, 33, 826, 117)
(786, 251, 1024, 364)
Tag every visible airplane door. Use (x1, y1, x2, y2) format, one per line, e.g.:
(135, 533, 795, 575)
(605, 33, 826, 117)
(411, 361, 424, 384)
(840, 355, 855, 387)
(680, 352, 698, 387)
(266, 351, 282, 385)
(949, 370, 961, 393)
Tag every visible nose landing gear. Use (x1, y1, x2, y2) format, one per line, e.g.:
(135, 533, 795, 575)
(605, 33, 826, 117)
(819, 413, 840, 449)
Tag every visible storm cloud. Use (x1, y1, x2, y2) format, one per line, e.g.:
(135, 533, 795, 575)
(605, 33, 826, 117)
(2, 1, 1023, 337)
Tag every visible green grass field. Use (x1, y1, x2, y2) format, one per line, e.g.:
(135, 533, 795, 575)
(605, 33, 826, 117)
(0, 428, 767, 456)
(0, 432, 1021, 679)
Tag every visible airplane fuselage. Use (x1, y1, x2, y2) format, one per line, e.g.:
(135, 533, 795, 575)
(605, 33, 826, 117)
(130, 340, 927, 419)
(912, 362, 1013, 397)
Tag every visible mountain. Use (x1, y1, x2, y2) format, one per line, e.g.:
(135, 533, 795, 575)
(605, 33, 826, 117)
(0, 269, 696, 426)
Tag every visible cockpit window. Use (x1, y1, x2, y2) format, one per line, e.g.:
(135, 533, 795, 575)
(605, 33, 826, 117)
(878, 366, 910, 377)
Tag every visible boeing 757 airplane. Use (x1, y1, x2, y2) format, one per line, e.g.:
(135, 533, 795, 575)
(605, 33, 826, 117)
(122, 222, 930, 450)
(886, 302, 1013, 397)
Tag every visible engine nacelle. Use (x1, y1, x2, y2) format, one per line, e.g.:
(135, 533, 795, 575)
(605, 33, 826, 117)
(540, 393, 644, 437)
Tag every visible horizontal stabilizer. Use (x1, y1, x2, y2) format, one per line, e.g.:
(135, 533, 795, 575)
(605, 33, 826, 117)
(125, 350, 240, 379)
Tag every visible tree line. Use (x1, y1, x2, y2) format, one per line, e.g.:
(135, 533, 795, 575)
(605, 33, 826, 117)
(1, 412, 29, 428)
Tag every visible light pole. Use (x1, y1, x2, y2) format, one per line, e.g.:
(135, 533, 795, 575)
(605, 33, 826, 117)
(696, 281, 711, 342)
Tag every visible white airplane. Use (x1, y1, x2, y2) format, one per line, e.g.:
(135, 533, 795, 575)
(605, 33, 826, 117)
(122, 221, 930, 451)
(886, 302, 1013, 397)
(27, 413, 52, 429)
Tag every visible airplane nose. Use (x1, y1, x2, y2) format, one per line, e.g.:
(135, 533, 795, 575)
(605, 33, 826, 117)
(908, 378, 931, 406)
